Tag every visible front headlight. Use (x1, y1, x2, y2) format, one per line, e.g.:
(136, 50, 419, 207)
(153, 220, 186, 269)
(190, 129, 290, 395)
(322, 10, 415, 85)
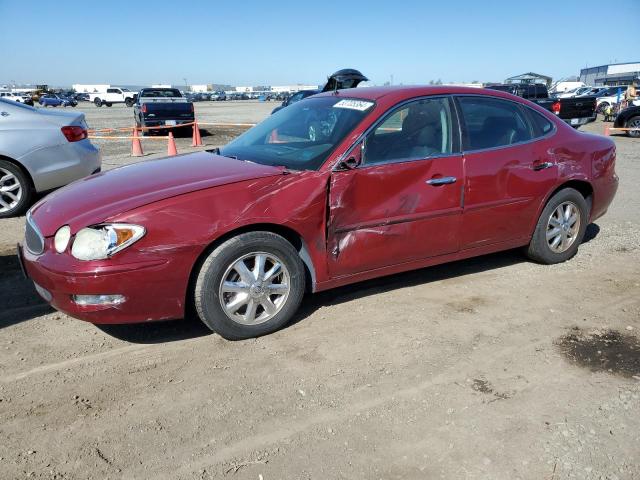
(71, 224, 145, 261)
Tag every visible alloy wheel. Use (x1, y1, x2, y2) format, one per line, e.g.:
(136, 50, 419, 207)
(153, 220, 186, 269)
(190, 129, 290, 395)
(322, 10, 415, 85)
(0, 167, 23, 214)
(218, 252, 291, 325)
(546, 201, 581, 253)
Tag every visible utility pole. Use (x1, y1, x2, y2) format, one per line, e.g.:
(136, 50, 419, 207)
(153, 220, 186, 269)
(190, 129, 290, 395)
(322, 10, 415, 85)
(183, 78, 188, 92)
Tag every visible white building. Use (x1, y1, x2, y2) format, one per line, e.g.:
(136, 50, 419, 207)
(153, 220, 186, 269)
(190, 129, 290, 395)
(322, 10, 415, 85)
(191, 84, 209, 93)
(72, 84, 111, 93)
(271, 85, 318, 93)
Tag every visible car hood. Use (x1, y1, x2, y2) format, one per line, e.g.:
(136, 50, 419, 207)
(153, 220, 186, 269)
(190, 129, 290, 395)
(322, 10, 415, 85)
(30, 151, 284, 236)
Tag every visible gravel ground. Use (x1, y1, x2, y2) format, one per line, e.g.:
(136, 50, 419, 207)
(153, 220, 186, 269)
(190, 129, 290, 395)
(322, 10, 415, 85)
(0, 112, 638, 480)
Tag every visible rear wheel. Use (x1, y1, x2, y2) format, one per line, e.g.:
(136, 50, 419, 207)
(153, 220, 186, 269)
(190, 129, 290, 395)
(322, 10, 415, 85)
(194, 232, 305, 340)
(106, 102, 112, 107)
(0, 160, 32, 218)
(597, 102, 609, 114)
(626, 115, 640, 138)
(526, 188, 588, 264)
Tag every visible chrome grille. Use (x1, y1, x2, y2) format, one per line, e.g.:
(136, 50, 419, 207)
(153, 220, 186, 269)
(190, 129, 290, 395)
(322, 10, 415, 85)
(25, 212, 44, 255)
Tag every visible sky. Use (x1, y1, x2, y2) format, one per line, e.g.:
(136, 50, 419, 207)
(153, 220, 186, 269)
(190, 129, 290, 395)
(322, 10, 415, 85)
(1, 0, 638, 88)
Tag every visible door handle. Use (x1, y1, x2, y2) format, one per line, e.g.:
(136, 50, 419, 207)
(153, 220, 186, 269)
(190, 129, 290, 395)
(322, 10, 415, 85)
(532, 161, 554, 171)
(426, 176, 457, 186)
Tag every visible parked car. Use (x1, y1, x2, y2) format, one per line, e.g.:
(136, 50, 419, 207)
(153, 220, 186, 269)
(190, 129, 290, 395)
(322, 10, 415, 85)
(271, 68, 368, 114)
(486, 84, 596, 128)
(0, 92, 27, 103)
(555, 86, 594, 98)
(134, 88, 195, 133)
(613, 104, 640, 137)
(39, 94, 77, 107)
(88, 88, 136, 107)
(19, 86, 617, 339)
(0, 98, 101, 217)
(211, 91, 227, 101)
(595, 87, 628, 113)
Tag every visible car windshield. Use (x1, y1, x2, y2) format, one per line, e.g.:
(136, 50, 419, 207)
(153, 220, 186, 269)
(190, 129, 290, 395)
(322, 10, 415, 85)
(220, 96, 375, 171)
(140, 89, 182, 98)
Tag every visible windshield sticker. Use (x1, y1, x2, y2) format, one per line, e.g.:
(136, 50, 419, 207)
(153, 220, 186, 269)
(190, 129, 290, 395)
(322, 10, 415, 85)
(333, 99, 374, 111)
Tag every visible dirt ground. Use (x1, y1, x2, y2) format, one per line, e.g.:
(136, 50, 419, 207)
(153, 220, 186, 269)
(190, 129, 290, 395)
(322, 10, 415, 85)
(1, 107, 639, 479)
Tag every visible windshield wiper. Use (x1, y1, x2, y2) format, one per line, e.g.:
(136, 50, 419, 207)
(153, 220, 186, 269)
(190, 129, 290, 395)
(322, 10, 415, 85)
(206, 147, 239, 160)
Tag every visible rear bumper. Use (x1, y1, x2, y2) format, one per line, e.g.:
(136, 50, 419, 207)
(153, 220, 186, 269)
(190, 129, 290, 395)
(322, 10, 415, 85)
(21, 140, 102, 192)
(141, 118, 194, 127)
(562, 116, 595, 127)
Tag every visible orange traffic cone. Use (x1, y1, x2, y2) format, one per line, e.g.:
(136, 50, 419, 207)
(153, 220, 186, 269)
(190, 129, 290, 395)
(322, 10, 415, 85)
(167, 132, 178, 156)
(192, 120, 203, 147)
(131, 128, 143, 157)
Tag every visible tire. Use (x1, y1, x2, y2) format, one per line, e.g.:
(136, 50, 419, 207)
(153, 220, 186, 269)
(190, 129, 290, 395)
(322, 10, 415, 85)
(526, 188, 589, 264)
(0, 160, 32, 218)
(625, 115, 640, 138)
(94, 98, 102, 107)
(106, 103, 112, 107)
(597, 102, 609, 114)
(194, 232, 305, 340)
(125, 98, 134, 107)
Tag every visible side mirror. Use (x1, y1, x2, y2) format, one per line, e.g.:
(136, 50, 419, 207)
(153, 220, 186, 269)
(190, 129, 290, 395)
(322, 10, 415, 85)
(336, 141, 364, 171)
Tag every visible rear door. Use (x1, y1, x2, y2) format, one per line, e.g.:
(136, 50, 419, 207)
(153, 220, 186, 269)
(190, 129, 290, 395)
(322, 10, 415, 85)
(456, 96, 558, 249)
(328, 96, 464, 277)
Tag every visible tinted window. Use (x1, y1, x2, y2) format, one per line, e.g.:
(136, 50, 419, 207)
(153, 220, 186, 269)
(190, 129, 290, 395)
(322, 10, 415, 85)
(365, 97, 454, 165)
(107, 89, 118, 93)
(527, 109, 554, 137)
(458, 96, 532, 150)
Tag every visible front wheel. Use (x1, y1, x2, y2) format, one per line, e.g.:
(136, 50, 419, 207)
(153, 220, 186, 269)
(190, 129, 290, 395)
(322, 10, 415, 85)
(194, 232, 305, 340)
(597, 102, 609, 114)
(125, 98, 134, 107)
(94, 98, 102, 107)
(625, 115, 640, 138)
(526, 188, 589, 264)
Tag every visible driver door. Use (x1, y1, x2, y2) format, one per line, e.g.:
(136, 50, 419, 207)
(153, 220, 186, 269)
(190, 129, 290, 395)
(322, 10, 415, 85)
(327, 96, 464, 277)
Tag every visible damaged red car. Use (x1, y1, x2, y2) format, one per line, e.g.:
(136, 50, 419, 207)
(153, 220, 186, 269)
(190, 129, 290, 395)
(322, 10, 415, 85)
(20, 86, 618, 339)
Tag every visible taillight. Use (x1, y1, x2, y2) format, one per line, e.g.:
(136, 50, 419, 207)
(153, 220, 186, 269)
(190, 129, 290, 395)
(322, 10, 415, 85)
(141, 104, 147, 113)
(551, 101, 561, 115)
(61, 126, 87, 142)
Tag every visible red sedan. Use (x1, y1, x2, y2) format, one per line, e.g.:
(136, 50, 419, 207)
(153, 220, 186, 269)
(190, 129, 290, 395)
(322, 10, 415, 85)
(20, 86, 618, 339)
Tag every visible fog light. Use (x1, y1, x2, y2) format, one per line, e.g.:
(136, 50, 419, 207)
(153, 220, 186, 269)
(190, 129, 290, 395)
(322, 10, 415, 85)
(72, 294, 125, 306)
(33, 282, 52, 302)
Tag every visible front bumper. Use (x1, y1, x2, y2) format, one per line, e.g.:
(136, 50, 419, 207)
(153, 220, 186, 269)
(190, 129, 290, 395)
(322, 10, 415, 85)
(20, 243, 188, 324)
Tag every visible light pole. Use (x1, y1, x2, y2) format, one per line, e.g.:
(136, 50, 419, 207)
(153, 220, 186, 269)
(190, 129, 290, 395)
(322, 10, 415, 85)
(183, 78, 188, 92)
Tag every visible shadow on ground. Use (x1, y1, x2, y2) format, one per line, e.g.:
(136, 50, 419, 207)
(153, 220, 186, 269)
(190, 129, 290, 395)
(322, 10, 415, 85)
(5, 224, 601, 342)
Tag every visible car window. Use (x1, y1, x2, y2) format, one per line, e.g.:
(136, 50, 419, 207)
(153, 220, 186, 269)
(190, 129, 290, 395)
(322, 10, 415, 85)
(458, 96, 532, 150)
(365, 97, 454, 165)
(527, 109, 555, 137)
(289, 93, 303, 103)
(220, 96, 374, 171)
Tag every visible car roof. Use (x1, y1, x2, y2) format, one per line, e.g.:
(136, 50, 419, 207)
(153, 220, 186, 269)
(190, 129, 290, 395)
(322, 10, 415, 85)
(313, 85, 525, 104)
